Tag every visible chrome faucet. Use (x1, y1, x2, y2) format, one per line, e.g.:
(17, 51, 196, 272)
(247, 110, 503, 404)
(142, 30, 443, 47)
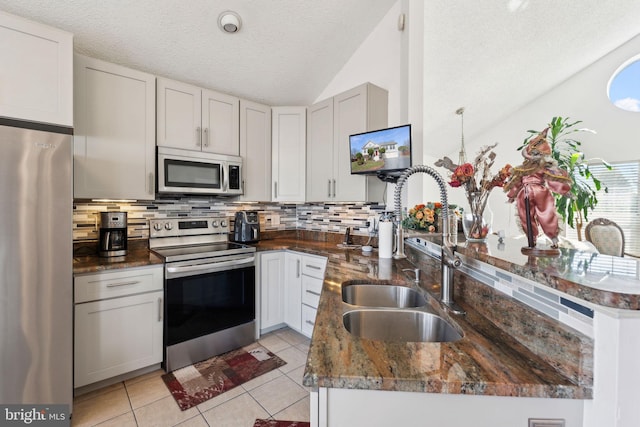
(393, 165, 465, 314)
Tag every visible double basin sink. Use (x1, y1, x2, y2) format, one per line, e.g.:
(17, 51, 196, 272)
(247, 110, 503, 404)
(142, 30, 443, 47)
(341, 282, 462, 343)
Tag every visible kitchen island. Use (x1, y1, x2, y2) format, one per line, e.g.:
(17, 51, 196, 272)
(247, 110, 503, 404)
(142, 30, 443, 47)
(258, 232, 640, 427)
(72, 231, 640, 426)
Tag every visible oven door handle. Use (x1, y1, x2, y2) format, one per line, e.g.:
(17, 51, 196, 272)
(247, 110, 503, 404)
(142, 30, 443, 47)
(166, 256, 255, 274)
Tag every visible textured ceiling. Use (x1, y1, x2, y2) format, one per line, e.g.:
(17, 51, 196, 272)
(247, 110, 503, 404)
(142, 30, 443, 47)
(0, 0, 396, 106)
(2, 0, 640, 140)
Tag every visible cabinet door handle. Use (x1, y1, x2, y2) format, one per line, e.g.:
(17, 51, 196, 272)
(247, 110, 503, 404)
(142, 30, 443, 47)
(306, 290, 321, 296)
(106, 280, 140, 288)
(196, 126, 202, 147)
(327, 179, 331, 198)
(274, 182, 278, 199)
(305, 320, 315, 326)
(158, 297, 163, 321)
(148, 172, 154, 195)
(297, 259, 301, 278)
(332, 179, 336, 198)
(306, 264, 322, 270)
(203, 128, 209, 147)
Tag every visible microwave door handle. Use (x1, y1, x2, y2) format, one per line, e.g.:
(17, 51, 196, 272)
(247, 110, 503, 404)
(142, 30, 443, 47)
(222, 165, 227, 191)
(166, 256, 255, 274)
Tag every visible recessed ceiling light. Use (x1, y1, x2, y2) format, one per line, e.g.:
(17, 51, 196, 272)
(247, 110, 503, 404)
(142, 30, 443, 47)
(218, 11, 241, 34)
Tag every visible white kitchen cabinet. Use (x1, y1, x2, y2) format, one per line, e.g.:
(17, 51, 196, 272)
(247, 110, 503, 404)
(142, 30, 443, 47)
(157, 77, 240, 156)
(284, 252, 302, 332)
(73, 55, 156, 200)
(258, 250, 326, 337)
(306, 98, 334, 201)
(0, 11, 73, 126)
(299, 254, 327, 338)
(259, 251, 285, 333)
(306, 83, 388, 202)
(74, 266, 163, 388)
(239, 100, 271, 201)
(272, 107, 306, 202)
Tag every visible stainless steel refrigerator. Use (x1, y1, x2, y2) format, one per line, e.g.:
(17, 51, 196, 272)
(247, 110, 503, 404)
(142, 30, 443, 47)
(0, 120, 73, 408)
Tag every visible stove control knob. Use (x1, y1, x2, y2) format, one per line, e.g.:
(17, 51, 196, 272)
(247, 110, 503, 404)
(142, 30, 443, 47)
(153, 222, 163, 231)
(221, 219, 228, 227)
(164, 223, 173, 231)
(211, 220, 219, 228)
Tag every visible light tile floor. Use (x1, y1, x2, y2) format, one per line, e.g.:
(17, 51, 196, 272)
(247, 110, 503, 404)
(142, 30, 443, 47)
(71, 328, 311, 427)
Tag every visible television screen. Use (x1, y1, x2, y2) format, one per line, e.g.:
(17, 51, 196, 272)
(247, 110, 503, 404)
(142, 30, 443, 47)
(349, 124, 412, 175)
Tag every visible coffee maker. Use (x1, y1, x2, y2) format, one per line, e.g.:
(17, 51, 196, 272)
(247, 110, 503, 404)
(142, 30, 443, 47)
(233, 211, 260, 243)
(99, 212, 128, 257)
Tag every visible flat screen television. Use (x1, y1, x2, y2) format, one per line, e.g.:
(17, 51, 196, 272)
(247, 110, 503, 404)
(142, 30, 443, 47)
(349, 124, 412, 176)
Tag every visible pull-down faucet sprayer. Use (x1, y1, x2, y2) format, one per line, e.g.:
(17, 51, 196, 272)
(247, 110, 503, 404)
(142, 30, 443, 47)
(393, 165, 465, 314)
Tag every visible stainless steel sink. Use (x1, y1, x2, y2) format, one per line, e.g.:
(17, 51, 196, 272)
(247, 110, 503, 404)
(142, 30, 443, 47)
(343, 309, 462, 343)
(342, 284, 427, 308)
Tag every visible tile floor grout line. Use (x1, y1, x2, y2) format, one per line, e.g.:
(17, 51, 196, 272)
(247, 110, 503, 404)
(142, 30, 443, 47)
(245, 386, 275, 420)
(74, 328, 310, 427)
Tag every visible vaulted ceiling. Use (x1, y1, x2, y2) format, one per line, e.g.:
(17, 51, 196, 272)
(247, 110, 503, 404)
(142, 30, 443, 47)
(1, 0, 640, 143)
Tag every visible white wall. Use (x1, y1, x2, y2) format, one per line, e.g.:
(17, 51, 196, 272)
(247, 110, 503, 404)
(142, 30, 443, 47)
(314, 0, 427, 212)
(434, 33, 640, 237)
(320, 2, 640, 236)
(314, 1, 403, 126)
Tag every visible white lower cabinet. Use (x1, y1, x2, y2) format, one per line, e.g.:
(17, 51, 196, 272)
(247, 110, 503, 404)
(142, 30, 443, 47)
(284, 252, 302, 331)
(311, 388, 584, 427)
(299, 255, 327, 338)
(74, 266, 163, 388)
(259, 250, 326, 338)
(259, 251, 286, 332)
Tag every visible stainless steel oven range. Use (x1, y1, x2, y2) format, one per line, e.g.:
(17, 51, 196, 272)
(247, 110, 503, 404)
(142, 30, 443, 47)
(149, 216, 256, 372)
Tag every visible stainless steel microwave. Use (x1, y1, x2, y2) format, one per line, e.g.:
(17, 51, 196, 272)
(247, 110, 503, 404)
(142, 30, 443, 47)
(157, 147, 243, 196)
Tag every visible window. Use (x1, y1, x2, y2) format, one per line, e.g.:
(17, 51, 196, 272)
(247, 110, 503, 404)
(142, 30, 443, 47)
(565, 161, 640, 255)
(608, 55, 640, 112)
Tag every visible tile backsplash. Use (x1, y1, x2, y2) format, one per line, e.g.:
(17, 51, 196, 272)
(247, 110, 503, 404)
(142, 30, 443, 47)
(73, 197, 388, 242)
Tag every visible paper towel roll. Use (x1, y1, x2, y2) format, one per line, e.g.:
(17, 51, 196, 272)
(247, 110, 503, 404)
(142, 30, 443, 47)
(378, 221, 394, 258)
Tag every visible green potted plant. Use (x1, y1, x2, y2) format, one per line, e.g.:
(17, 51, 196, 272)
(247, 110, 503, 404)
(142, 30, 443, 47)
(518, 116, 611, 240)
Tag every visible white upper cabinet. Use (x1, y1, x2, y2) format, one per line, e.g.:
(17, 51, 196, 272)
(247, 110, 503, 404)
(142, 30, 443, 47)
(0, 11, 73, 126)
(272, 107, 306, 202)
(306, 98, 334, 201)
(157, 77, 239, 156)
(73, 55, 156, 200)
(239, 100, 272, 201)
(307, 83, 388, 202)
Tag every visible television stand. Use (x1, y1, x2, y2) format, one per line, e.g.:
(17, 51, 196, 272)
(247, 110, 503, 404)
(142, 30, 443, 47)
(376, 171, 402, 183)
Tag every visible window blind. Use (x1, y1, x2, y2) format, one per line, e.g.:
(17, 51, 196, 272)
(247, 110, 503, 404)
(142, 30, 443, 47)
(565, 161, 640, 255)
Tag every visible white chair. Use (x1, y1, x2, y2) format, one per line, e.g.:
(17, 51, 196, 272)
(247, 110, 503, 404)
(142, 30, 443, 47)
(585, 218, 639, 258)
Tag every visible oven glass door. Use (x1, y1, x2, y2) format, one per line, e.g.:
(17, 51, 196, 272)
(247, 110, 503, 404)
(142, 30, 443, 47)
(165, 265, 255, 346)
(164, 158, 222, 190)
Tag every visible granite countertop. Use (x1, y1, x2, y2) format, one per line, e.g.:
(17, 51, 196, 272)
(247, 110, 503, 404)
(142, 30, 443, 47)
(441, 234, 640, 310)
(73, 241, 164, 275)
(71, 235, 592, 399)
(254, 238, 590, 399)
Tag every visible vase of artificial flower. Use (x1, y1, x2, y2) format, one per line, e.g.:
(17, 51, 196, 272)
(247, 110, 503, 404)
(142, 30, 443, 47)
(435, 143, 510, 243)
(461, 191, 493, 242)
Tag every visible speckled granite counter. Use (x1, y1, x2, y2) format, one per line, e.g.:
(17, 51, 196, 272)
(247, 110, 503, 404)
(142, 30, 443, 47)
(73, 240, 163, 275)
(448, 234, 640, 310)
(72, 234, 593, 400)
(254, 237, 591, 399)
